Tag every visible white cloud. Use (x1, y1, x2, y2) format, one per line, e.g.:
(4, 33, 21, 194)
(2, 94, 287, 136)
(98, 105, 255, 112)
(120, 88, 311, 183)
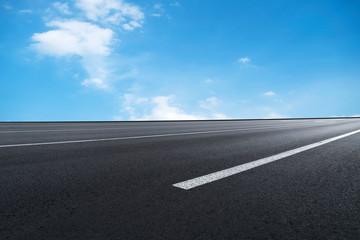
(122, 21, 141, 31)
(53, 2, 72, 15)
(19, 9, 32, 14)
(212, 113, 227, 119)
(31, 0, 144, 90)
(199, 97, 219, 110)
(263, 91, 276, 96)
(170, 2, 180, 7)
(199, 97, 228, 119)
(151, 13, 162, 17)
(32, 20, 114, 89)
(121, 94, 147, 117)
(265, 112, 288, 119)
(204, 78, 213, 83)
(32, 20, 113, 57)
(151, 3, 164, 18)
(3, 4, 12, 10)
(81, 78, 109, 89)
(82, 55, 115, 86)
(140, 96, 204, 120)
(122, 94, 203, 120)
(154, 4, 162, 9)
(120, 94, 229, 120)
(135, 97, 148, 104)
(330, 115, 360, 118)
(238, 57, 250, 63)
(75, 0, 144, 30)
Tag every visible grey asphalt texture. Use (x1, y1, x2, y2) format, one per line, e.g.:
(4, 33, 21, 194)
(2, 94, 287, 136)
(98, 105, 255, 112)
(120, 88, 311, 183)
(1, 119, 360, 239)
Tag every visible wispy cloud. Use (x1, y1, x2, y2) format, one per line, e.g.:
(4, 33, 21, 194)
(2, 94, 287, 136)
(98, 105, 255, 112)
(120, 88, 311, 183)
(141, 96, 203, 120)
(170, 2, 180, 7)
(120, 94, 228, 120)
(151, 13, 162, 17)
(81, 78, 109, 89)
(199, 97, 219, 110)
(331, 115, 360, 118)
(199, 97, 228, 119)
(53, 2, 72, 15)
(238, 57, 250, 63)
(19, 9, 33, 14)
(263, 91, 276, 96)
(154, 4, 162, 10)
(126, 95, 203, 120)
(151, 3, 165, 18)
(265, 112, 288, 119)
(3, 3, 12, 10)
(75, 0, 144, 30)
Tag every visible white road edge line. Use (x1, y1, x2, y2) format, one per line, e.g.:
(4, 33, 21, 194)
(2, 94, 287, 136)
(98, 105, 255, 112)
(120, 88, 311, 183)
(173, 129, 360, 190)
(0, 124, 322, 148)
(0, 122, 326, 134)
(0, 126, 161, 134)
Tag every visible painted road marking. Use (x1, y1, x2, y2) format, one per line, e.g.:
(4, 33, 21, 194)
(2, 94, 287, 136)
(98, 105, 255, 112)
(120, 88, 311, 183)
(0, 126, 161, 134)
(173, 129, 360, 190)
(0, 122, 325, 134)
(0, 124, 324, 148)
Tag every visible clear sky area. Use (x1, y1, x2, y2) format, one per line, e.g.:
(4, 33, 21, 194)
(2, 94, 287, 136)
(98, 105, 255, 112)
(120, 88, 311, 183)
(1, 0, 359, 121)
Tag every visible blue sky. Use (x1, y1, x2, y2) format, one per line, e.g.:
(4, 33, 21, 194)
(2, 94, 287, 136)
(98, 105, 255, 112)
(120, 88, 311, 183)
(1, 0, 359, 121)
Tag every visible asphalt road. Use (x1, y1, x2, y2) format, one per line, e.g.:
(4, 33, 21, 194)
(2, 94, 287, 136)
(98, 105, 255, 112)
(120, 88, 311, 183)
(1, 119, 360, 239)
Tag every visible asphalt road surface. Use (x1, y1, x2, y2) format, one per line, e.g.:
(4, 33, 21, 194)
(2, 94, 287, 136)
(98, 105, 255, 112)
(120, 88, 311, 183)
(1, 118, 360, 239)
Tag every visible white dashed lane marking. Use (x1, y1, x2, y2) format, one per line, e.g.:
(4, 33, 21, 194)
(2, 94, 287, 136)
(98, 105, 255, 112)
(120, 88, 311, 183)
(173, 129, 360, 190)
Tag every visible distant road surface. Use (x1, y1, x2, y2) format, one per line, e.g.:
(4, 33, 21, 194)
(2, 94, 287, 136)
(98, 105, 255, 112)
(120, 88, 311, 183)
(1, 118, 360, 239)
